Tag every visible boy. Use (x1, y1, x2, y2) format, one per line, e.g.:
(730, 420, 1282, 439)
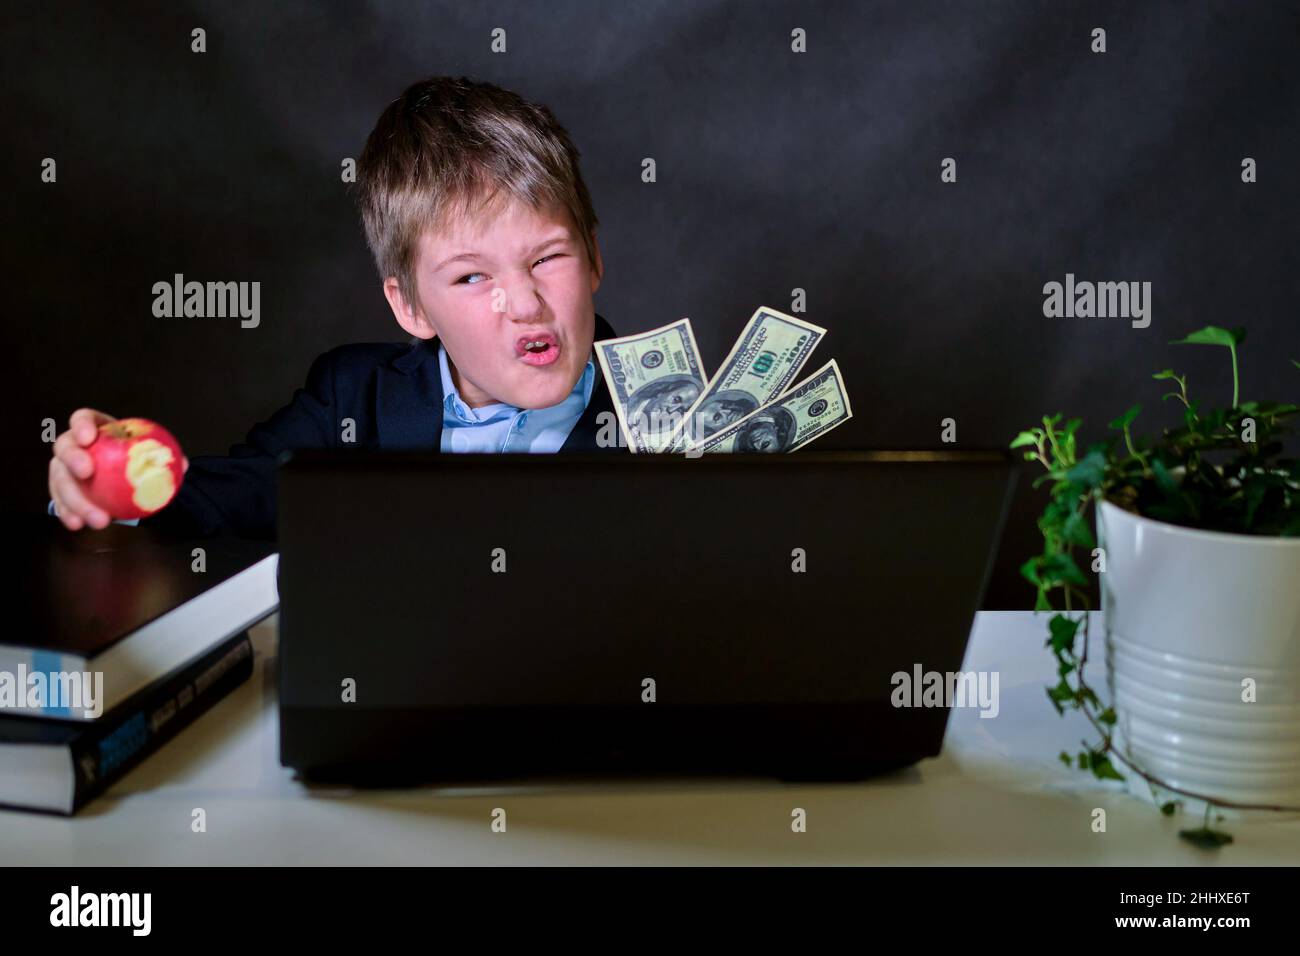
(47, 76, 625, 539)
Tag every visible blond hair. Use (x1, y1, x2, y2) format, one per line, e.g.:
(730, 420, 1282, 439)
(356, 76, 600, 309)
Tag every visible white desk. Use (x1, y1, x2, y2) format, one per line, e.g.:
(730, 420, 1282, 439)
(4, 612, 1299, 865)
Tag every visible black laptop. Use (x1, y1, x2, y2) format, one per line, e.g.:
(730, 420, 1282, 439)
(276, 450, 1015, 783)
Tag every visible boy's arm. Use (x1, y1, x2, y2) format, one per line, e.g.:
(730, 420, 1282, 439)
(140, 350, 340, 540)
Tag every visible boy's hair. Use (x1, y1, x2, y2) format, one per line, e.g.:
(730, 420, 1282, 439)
(356, 76, 600, 309)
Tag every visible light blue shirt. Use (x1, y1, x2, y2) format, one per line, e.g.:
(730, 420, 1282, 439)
(438, 342, 595, 453)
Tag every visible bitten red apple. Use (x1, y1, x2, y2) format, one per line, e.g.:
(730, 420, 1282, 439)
(82, 418, 185, 520)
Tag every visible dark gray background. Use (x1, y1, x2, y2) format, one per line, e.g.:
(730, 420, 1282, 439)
(8, 0, 1298, 606)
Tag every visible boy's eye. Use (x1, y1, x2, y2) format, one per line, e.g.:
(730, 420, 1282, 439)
(455, 255, 561, 286)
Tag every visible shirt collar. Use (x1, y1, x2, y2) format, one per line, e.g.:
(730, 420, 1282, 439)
(438, 342, 596, 424)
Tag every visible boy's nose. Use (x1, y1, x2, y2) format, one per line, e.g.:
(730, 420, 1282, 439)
(501, 279, 545, 323)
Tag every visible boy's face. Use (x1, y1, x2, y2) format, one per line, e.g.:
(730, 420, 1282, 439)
(383, 196, 603, 411)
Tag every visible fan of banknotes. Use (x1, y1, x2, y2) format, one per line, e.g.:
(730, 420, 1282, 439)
(594, 306, 851, 454)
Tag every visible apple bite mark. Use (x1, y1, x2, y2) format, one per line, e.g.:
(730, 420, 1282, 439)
(125, 439, 177, 512)
(83, 417, 186, 520)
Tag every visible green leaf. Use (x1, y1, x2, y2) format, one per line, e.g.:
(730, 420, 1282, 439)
(1061, 509, 1095, 548)
(1292, 359, 1299, 370)
(1046, 679, 1077, 716)
(1152, 369, 1179, 380)
(1048, 614, 1079, 654)
(1098, 707, 1117, 726)
(1010, 430, 1040, 449)
(1170, 326, 1243, 348)
(1058, 751, 1072, 767)
(1039, 552, 1088, 586)
(1159, 801, 1178, 816)
(1048, 679, 1075, 704)
(1151, 458, 1181, 497)
(1244, 481, 1267, 528)
(1090, 753, 1124, 781)
(1064, 447, 1108, 491)
(1251, 401, 1297, 416)
(1019, 557, 1041, 586)
(1108, 404, 1142, 431)
(1178, 827, 1234, 849)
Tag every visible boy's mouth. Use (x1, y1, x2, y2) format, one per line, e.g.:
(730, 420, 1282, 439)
(515, 332, 561, 367)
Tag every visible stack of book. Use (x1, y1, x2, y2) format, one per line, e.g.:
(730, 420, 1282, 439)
(0, 516, 278, 814)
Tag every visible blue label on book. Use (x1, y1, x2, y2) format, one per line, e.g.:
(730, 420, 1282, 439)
(98, 712, 148, 776)
(31, 651, 72, 717)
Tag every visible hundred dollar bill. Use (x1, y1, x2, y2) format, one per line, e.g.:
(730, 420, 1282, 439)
(593, 318, 708, 453)
(666, 306, 825, 451)
(692, 359, 852, 454)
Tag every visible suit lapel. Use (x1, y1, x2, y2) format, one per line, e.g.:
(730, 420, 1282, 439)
(377, 338, 444, 450)
(562, 313, 626, 453)
(560, 360, 620, 452)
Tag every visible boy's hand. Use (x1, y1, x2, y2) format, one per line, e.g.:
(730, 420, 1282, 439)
(48, 408, 190, 530)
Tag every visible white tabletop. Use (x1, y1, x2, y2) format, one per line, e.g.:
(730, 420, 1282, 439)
(4, 612, 1298, 865)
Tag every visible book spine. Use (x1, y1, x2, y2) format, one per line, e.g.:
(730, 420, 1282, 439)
(65, 633, 255, 814)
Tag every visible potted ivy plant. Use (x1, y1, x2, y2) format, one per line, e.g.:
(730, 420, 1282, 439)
(1012, 327, 1300, 847)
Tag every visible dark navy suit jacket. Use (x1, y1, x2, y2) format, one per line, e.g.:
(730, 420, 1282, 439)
(143, 313, 625, 540)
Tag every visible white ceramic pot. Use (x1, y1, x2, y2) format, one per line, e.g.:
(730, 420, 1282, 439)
(1097, 500, 1300, 812)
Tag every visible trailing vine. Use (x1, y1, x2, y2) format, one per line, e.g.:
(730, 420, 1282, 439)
(1012, 327, 1299, 848)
